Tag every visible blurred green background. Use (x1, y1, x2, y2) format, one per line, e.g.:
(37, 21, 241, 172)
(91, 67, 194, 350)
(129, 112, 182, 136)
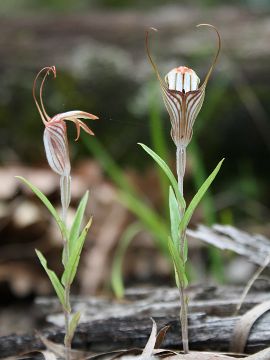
(0, 0, 270, 307)
(1, 0, 269, 226)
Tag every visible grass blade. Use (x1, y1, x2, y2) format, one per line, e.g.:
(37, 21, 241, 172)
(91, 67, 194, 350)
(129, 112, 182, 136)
(111, 222, 143, 299)
(82, 136, 170, 255)
(82, 135, 134, 194)
(119, 191, 169, 254)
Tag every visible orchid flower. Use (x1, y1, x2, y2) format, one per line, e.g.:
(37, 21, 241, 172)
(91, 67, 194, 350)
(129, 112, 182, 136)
(146, 24, 221, 196)
(145, 24, 221, 354)
(33, 66, 98, 220)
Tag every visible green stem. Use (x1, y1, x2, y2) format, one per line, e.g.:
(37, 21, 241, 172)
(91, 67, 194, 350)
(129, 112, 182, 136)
(176, 145, 189, 354)
(179, 287, 189, 353)
(64, 282, 71, 360)
(176, 146, 186, 203)
(60, 175, 72, 360)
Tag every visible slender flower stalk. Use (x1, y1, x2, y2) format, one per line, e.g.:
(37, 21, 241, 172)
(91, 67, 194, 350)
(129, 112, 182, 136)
(146, 24, 221, 353)
(33, 66, 98, 360)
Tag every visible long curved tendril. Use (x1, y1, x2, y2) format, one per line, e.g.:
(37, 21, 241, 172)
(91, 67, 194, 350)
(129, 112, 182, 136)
(40, 66, 56, 122)
(33, 66, 56, 125)
(145, 28, 168, 89)
(196, 24, 221, 89)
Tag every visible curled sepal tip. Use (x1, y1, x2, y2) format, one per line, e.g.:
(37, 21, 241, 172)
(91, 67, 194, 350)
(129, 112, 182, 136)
(196, 24, 221, 89)
(145, 27, 167, 90)
(33, 66, 56, 125)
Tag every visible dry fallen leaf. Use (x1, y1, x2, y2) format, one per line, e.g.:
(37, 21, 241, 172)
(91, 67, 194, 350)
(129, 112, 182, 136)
(39, 351, 58, 360)
(164, 353, 237, 360)
(231, 301, 270, 354)
(140, 318, 157, 359)
(38, 334, 90, 359)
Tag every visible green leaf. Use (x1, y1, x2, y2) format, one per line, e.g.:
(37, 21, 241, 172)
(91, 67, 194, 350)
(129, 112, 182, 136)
(180, 159, 224, 233)
(138, 143, 186, 209)
(35, 249, 68, 311)
(66, 311, 81, 344)
(168, 237, 188, 288)
(183, 236, 188, 263)
(16, 176, 68, 239)
(62, 218, 92, 286)
(169, 187, 180, 248)
(111, 222, 143, 299)
(69, 191, 89, 254)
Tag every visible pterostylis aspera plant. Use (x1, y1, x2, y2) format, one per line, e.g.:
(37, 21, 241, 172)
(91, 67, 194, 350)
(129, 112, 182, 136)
(16, 66, 98, 360)
(139, 24, 224, 353)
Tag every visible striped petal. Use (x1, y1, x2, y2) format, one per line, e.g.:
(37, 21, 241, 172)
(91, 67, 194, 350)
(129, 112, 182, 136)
(43, 121, 71, 176)
(162, 87, 205, 147)
(161, 88, 184, 146)
(52, 110, 98, 141)
(55, 110, 98, 121)
(184, 88, 205, 141)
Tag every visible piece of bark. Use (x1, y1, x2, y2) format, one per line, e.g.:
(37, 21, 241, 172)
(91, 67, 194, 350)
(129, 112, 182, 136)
(2, 285, 270, 357)
(187, 224, 270, 267)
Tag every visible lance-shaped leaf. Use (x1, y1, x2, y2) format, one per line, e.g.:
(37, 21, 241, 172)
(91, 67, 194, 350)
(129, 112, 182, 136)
(35, 250, 69, 311)
(179, 158, 224, 233)
(139, 143, 185, 209)
(61, 217, 92, 286)
(65, 311, 81, 345)
(168, 237, 188, 288)
(16, 176, 68, 239)
(69, 191, 89, 254)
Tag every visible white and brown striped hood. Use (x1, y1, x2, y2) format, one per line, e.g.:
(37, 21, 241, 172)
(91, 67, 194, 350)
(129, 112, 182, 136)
(146, 24, 221, 148)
